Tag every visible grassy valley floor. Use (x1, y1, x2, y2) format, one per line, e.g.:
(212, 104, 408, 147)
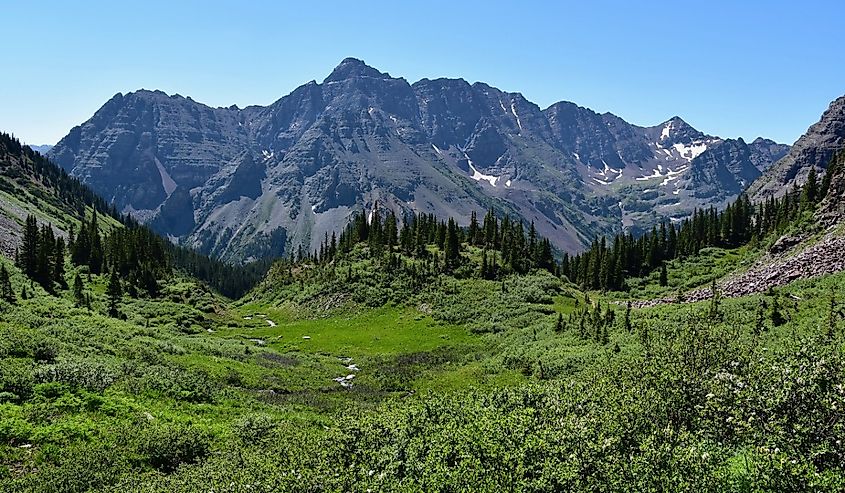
(2, 244, 845, 491)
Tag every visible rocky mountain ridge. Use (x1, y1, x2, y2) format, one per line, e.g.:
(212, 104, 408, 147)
(49, 58, 789, 261)
(749, 95, 845, 200)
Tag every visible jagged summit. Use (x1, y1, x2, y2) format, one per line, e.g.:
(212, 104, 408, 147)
(323, 57, 391, 83)
(48, 59, 790, 261)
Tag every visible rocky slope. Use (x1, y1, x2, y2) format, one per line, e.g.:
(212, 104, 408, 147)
(749, 95, 845, 200)
(632, 225, 845, 308)
(49, 58, 788, 261)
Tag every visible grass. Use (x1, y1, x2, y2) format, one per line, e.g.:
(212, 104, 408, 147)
(609, 244, 763, 300)
(230, 305, 474, 357)
(4, 234, 845, 490)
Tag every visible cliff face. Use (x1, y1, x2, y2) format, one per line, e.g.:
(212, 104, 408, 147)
(749, 96, 845, 200)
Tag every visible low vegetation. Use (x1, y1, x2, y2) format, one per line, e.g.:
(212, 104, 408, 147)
(2, 134, 845, 490)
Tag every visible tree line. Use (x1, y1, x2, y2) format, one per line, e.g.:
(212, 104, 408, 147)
(0, 132, 118, 218)
(563, 155, 840, 292)
(300, 205, 556, 279)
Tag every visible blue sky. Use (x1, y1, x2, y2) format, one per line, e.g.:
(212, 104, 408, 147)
(2, 0, 843, 145)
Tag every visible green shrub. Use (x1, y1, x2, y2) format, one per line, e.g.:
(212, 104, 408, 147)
(232, 413, 276, 444)
(0, 358, 35, 401)
(136, 422, 212, 473)
(33, 359, 116, 392)
(33, 339, 59, 363)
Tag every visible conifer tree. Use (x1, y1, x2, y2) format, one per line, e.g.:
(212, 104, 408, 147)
(19, 215, 39, 278)
(659, 263, 668, 287)
(0, 264, 14, 303)
(769, 291, 786, 327)
(754, 300, 767, 335)
(53, 237, 66, 288)
(801, 166, 818, 208)
(107, 268, 122, 316)
(35, 224, 55, 291)
(468, 211, 480, 246)
(73, 272, 85, 307)
(444, 218, 460, 270)
(88, 209, 104, 274)
(708, 279, 721, 321)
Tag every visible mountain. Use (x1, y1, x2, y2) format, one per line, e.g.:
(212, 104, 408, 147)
(0, 133, 117, 258)
(49, 58, 788, 261)
(27, 144, 53, 155)
(749, 95, 845, 200)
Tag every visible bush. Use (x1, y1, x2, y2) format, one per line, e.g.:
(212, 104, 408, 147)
(232, 413, 276, 444)
(33, 359, 117, 392)
(33, 339, 59, 363)
(127, 364, 216, 403)
(136, 422, 212, 473)
(0, 358, 35, 401)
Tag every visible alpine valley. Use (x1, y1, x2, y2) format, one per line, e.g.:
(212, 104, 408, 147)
(6, 45, 845, 492)
(48, 58, 790, 262)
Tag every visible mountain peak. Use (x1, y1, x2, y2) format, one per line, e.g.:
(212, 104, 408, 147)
(661, 115, 692, 129)
(656, 115, 703, 143)
(324, 57, 390, 83)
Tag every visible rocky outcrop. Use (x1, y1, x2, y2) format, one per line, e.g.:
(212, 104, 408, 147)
(749, 96, 845, 200)
(632, 227, 845, 308)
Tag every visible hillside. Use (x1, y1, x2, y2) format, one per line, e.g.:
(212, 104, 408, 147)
(0, 133, 122, 259)
(48, 58, 788, 262)
(3, 165, 845, 490)
(3, 133, 273, 298)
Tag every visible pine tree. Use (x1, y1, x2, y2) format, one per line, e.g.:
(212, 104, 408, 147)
(73, 272, 85, 307)
(708, 279, 721, 321)
(801, 166, 818, 208)
(0, 264, 14, 303)
(89, 209, 104, 274)
(53, 237, 66, 288)
(19, 215, 39, 278)
(107, 268, 122, 317)
(820, 152, 841, 199)
(444, 218, 460, 270)
(468, 211, 480, 246)
(754, 299, 767, 335)
(555, 313, 563, 333)
(659, 263, 668, 287)
(35, 224, 55, 290)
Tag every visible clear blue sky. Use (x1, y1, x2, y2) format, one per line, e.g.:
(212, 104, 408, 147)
(2, 0, 843, 145)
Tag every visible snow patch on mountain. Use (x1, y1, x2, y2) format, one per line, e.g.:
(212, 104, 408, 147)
(660, 122, 672, 141)
(672, 142, 709, 161)
(511, 102, 523, 131)
(464, 152, 500, 187)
